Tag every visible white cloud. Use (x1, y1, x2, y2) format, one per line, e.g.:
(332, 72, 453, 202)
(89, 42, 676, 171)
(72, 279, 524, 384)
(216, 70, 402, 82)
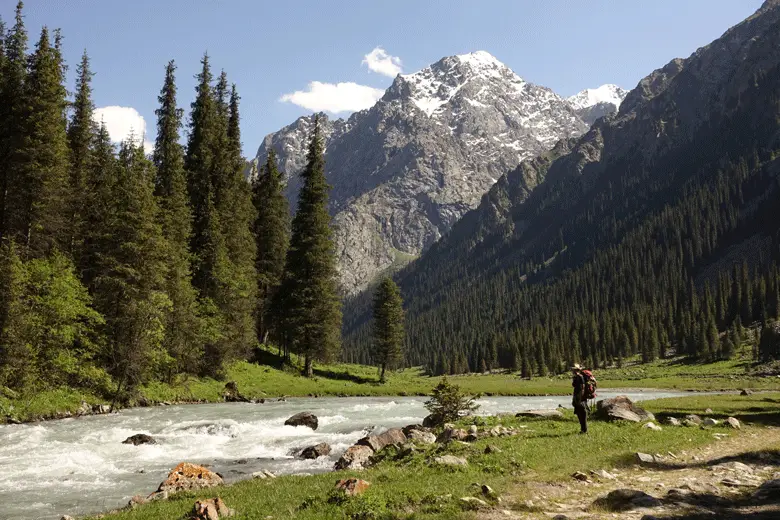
(279, 81, 384, 114)
(362, 47, 403, 77)
(93, 106, 154, 154)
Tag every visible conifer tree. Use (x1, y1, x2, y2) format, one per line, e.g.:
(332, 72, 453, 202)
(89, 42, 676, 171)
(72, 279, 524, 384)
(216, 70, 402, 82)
(5, 26, 69, 258)
(0, 2, 27, 240)
(153, 60, 202, 376)
(280, 115, 342, 377)
(253, 149, 289, 343)
(217, 82, 257, 358)
(184, 55, 238, 376)
(92, 138, 170, 396)
(66, 50, 95, 259)
(372, 276, 405, 382)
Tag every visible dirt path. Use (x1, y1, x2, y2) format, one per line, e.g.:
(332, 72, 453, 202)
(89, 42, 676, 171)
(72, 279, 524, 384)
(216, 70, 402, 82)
(479, 426, 780, 519)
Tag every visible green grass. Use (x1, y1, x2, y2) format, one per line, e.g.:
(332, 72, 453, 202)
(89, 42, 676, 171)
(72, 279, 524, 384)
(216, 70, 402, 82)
(89, 392, 780, 520)
(3, 348, 779, 423)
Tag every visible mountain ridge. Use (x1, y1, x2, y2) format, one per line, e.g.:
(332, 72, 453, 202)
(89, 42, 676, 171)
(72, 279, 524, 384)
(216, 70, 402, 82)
(249, 51, 591, 293)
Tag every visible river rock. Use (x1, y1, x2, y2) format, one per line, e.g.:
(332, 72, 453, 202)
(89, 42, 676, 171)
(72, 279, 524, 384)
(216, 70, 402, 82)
(422, 413, 444, 427)
(92, 404, 111, 414)
(407, 429, 437, 444)
(358, 428, 406, 452)
(594, 396, 652, 422)
(151, 462, 223, 498)
(683, 414, 702, 425)
(740, 389, 754, 396)
(726, 417, 741, 429)
(251, 470, 277, 479)
(128, 494, 148, 508)
(636, 452, 656, 465)
(223, 381, 250, 403)
(642, 422, 663, 431)
(665, 417, 681, 426)
(434, 455, 468, 467)
(123, 433, 157, 446)
(516, 409, 564, 419)
(284, 412, 318, 430)
(484, 445, 502, 454)
(192, 497, 235, 519)
(335, 445, 374, 470)
(703, 418, 719, 426)
(300, 442, 331, 459)
(592, 489, 662, 511)
(335, 478, 371, 496)
(76, 400, 92, 416)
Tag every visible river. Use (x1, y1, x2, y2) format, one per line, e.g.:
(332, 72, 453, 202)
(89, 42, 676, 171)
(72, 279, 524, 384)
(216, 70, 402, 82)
(0, 390, 693, 520)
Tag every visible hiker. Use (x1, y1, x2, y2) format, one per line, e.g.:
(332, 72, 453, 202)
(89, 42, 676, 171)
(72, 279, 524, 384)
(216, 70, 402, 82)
(571, 363, 589, 434)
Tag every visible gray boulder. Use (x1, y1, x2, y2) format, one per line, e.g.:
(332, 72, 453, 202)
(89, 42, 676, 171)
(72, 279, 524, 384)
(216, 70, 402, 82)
(284, 412, 318, 430)
(434, 455, 468, 467)
(123, 434, 157, 446)
(357, 428, 406, 452)
(299, 442, 331, 459)
(594, 396, 652, 422)
(334, 445, 374, 470)
(407, 429, 437, 444)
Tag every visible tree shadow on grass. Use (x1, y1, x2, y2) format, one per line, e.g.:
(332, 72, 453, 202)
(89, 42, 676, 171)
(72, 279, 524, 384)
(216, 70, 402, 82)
(638, 449, 780, 472)
(312, 367, 378, 385)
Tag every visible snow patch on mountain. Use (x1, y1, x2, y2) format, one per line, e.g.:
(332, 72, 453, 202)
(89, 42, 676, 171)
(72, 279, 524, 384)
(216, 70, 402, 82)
(568, 84, 628, 110)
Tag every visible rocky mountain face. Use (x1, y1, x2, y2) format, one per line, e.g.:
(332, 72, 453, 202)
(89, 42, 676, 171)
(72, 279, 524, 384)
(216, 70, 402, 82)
(249, 51, 588, 294)
(567, 84, 628, 125)
(342, 0, 780, 365)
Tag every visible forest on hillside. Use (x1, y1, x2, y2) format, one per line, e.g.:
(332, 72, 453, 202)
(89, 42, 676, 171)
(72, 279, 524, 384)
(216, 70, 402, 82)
(0, 2, 342, 400)
(344, 51, 780, 375)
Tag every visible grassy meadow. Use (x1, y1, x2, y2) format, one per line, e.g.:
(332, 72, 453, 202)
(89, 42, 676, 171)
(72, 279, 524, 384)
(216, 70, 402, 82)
(2, 346, 778, 423)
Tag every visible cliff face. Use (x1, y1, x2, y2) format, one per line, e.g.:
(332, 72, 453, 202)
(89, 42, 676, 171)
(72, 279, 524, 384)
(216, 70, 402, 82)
(249, 52, 587, 293)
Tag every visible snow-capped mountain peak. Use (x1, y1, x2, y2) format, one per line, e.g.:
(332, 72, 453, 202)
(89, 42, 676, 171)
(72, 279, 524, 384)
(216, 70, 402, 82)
(568, 84, 628, 110)
(398, 51, 526, 117)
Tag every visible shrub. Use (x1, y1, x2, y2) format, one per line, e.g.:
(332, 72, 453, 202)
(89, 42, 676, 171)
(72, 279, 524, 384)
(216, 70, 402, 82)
(424, 376, 481, 425)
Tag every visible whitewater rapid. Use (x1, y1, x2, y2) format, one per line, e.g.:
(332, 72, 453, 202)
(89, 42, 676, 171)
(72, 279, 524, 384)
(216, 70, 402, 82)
(0, 391, 692, 520)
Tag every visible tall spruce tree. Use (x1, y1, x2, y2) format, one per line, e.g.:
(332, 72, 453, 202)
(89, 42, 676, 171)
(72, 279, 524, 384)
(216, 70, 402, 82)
(252, 149, 289, 344)
(280, 115, 342, 377)
(92, 138, 170, 397)
(184, 54, 235, 376)
(66, 50, 95, 259)
(372, 276, 405, 382)
(217, 82, 257, 359)
(153, 60, 202, 376)
(5, 26, 69, 258)
(0, 2, 27, 241)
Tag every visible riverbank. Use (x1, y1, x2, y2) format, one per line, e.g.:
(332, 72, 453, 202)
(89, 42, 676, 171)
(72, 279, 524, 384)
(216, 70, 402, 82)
(2, 352, 777, 424)
(84, 392, 780, 520)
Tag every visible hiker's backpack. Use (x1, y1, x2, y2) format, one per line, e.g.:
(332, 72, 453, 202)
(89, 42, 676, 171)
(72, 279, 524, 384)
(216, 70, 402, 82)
(581, 369, 597, 400)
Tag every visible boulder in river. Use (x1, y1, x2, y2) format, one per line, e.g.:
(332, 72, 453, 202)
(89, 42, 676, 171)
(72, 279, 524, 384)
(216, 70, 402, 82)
(593, 396, 652, 423)
(334, 445, 374, 470)
(222, 381, 250, 403)
(357, 428, 406, 452)
(300, 442, 331, 459)
(284, 412, 318, 430)
(150, 462, 223, 499)
(123, 433, 157, 446)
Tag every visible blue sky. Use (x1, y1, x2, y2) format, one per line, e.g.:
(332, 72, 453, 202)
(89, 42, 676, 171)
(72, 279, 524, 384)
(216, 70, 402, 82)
(5, 0, 764, 156)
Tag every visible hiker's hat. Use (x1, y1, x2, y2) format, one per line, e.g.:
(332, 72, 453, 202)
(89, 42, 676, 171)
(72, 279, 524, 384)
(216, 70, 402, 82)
(571, 363, 582, 370)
